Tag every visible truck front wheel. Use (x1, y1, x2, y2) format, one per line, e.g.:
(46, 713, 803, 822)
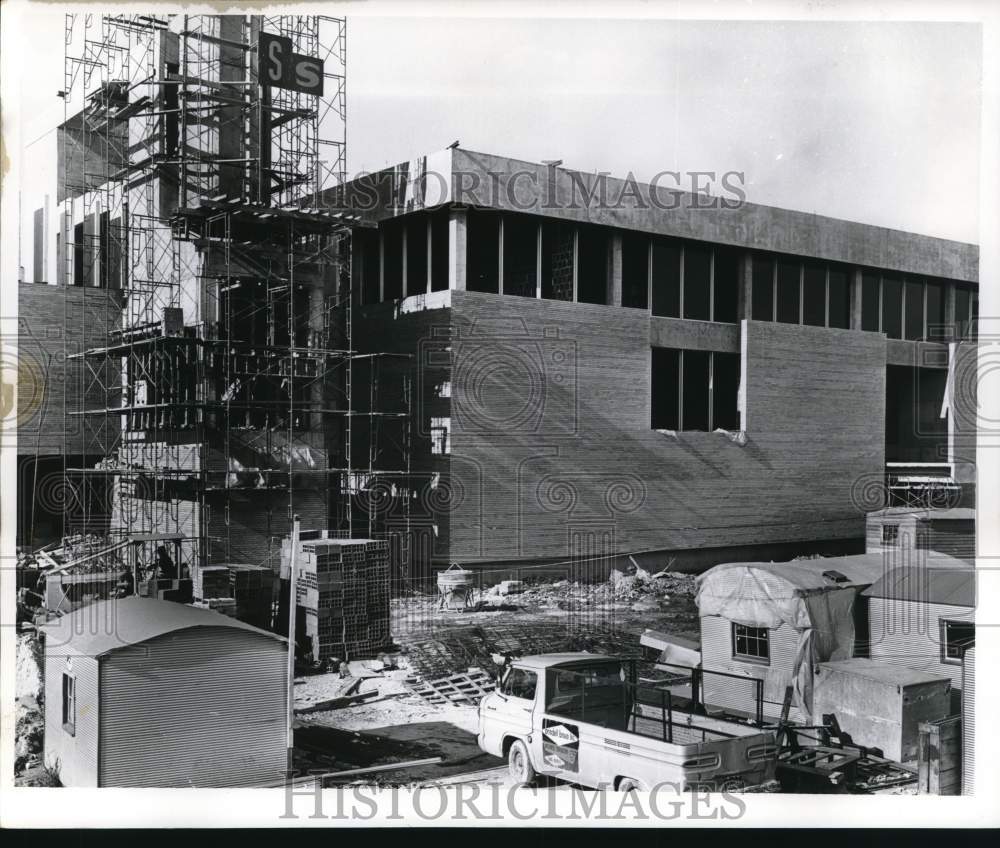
(508, 740, 536, 786)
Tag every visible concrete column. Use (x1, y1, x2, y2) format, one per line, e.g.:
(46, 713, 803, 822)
(351, 230, 363, 305)
(43, 194, 50, 283)
(536, 222, 544, 299)
(84, 211, 98, 287)
(608, 232, 623, 307)
(570, 227, 577, 302)
(944, 283, 957, 341)
(378, 226, 385, 302)
(426, 217, 433, 294)
(57, 211, 66, 285)
(401, 224, 408, 297)
(309, 285, 325, 430)
(850, 267, 863, 329)
(737, 251, 753, 319)
(647, 240, 654, 312)
(448, 207, 467, 291)
(498, 216, 505, 294)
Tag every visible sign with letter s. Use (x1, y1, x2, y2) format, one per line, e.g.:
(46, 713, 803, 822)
(258, 32, 324, 96)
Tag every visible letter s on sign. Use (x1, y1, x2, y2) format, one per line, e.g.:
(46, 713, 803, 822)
(295, 60, 320, 93)
(267, 40, 283, 83)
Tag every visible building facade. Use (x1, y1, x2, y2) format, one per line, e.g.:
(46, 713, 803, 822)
(342, 148, 979, 576)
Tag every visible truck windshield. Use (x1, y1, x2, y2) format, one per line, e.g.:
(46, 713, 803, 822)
(501, 667, 538, 700)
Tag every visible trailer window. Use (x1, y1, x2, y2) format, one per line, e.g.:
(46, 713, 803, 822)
(941, 620, 974, 664)
(502, 668, 538, 700)
(732, 624, 770, 664)
(62, 673, 76, 736)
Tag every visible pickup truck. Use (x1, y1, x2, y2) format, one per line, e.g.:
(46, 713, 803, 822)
(477, 653, 777, 791)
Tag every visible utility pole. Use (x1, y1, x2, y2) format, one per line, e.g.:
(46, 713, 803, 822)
(286, 514, 300, 775)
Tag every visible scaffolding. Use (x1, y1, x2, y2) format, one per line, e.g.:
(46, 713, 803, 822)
(59, 13, 413, 603)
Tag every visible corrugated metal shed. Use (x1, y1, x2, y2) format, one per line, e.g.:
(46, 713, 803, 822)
(99, 626, 287, 787)
(42, 597, 288, 787)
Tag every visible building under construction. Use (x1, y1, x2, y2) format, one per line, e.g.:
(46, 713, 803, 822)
(18, 12, 980, 601)
(17, 13, 412, 639)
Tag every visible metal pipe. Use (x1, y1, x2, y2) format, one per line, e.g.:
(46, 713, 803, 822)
(286, 514, 300, 773)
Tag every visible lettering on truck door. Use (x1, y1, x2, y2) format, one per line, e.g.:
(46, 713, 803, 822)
(541, 718, 580, 773)
(537, 662, 629, 785)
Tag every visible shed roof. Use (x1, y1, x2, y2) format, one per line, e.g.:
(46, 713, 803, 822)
(699, 553, 889, 594)
(863, 566, 975, 607)
(868, 507, 975, 522)
(819, 659, 950, 686)
(41, 596, 286, 658)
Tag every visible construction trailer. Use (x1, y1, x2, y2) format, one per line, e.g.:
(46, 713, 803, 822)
(19, 14, 415, 596)
(42, 597, 288, 787)
(863, 562, 975, 712)
(695, 554, 887, 723)
(865, 507, 975, 565)
(697, 554, 967, 763)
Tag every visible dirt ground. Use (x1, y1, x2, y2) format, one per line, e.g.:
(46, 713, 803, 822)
(14, 567, 919, 793)
(291, 568, 700, 783)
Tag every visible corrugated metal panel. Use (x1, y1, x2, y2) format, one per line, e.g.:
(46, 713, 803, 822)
(43, 648, 99, 786)
(700, 616, 804, 721)
(99, 625, 287, 787)
(962, 646, 974, 795)
(869, 597, 972, 689)
(919, 521, 975, 563)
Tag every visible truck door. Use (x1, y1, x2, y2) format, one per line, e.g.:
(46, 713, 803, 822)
(534, 662, 629, 786)
(485, 666, 537, 748)
(533, 666, 586, 781)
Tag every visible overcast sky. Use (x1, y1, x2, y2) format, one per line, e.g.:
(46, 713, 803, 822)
(16, 13, 982, 244)
(348, 17, 981, 243)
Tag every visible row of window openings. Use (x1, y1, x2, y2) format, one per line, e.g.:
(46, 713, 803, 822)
(358, 212, 979, 342)
(32, 210, 127, 287)
(751, 258, 977, 340)
(732, 621, 974, 666)
(650, 348, 741, 433)
(359, 213, 450, 304)
(858, 272, 977, 341)
(466, 215, 615, 305)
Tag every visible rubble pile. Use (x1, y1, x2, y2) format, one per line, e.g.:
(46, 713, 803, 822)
(478, 566, 697, 613)
(15, 631, 44, 776)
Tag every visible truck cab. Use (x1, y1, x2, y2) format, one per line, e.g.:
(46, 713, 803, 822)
(478, 653, 777, 791)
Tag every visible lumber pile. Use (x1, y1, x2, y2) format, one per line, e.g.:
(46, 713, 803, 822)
(404, 669, 496, 707)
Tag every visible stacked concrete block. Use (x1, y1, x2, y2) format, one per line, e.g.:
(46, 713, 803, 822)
(191, 597, 238, 617)
(192, 564, 232, 601)
(281, 537, 390, 661)
(193, 563, 274, 629)
(228, 563, 275, 629)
